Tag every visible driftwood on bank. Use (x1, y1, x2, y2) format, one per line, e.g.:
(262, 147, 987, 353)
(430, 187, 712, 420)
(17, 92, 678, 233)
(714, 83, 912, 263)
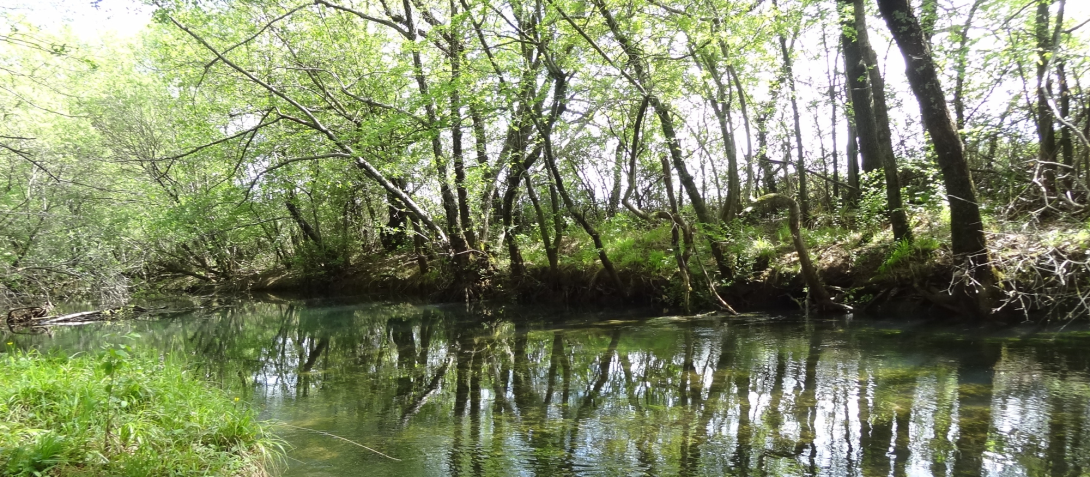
(4, 305, 169, 331)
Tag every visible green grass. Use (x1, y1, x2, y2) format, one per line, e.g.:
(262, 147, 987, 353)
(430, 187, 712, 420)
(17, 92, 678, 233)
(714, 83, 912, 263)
(0, 340, 282, 476)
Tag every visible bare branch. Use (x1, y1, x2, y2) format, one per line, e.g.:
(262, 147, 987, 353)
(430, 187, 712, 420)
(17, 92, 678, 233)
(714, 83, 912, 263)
(313, 0, 410, 37)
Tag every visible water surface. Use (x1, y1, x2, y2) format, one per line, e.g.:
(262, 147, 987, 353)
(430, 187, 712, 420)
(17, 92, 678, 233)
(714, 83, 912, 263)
(9, 299, 1090, 476)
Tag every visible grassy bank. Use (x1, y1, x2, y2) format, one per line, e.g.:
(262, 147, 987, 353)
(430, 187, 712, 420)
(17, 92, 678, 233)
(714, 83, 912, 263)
(0, 341, 281, 476)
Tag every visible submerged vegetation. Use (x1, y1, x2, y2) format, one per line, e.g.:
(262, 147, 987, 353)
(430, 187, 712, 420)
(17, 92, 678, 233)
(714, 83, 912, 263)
(0, 340, 281, 476)
(1, 0, 1089, 319)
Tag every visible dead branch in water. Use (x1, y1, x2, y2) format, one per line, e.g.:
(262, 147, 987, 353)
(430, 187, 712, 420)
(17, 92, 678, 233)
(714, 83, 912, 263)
(275, 423, 401, 461)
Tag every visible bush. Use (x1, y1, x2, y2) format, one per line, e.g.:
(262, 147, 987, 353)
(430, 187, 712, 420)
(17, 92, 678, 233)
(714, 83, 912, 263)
(878, 237, 941, 277)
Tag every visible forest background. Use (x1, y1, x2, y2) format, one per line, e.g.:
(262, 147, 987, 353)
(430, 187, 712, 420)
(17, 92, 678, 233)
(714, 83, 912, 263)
(2, 0, 1088, 320)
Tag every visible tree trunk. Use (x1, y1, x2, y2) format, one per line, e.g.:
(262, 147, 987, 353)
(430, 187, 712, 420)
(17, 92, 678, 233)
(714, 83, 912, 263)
(877, 0, 1002, 318)
(844, 100, 861, 205)
(286, 191, 321, 245)
(380, 178, 409, 251)
(952, 0, 984, 134)
(589, 0, 733, 280)
(755, 194, 850, 313)
(535, 69, 625, 295)
(399, 0, 473, 287)
(824, 31, 840, 206)
(757, 110, 778, 194)
(778, 30, 810, 224)
(449, 24, 476, 251)
(1035, 0, 1059, 195)
(651, 101, 733, 279)
(660, 155, 693, 312)
(525, 171, 559, 275)
(1058, 60, 1073, 177)
(842, 0, 912, 242)
(692, 27, 742, 223)
(607, 143, 623, 218)
(729, 66, 755, 202)
(501, 146, 539, 279)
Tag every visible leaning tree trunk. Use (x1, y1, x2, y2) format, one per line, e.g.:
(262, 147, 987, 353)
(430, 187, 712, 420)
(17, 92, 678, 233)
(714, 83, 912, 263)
(755, 194, 851, 313)
(588, 0, 734, 280)
(540, 129, 626, 296)
(524, 171, 559, 276)
(877, 0, 1002, 318)
(660, 155, 694, 312)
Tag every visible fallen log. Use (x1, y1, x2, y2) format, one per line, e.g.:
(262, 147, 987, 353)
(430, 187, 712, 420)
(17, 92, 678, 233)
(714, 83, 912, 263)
(5, 305, 154, 330)
(38, 311, 102, 325)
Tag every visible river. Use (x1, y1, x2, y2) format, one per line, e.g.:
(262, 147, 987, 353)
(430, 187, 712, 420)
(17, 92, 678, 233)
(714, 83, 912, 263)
(9, 298, 1090, 476)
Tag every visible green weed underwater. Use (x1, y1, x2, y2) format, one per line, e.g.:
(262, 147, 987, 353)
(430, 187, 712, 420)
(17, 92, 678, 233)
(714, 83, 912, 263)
(0, 338, 282, 476)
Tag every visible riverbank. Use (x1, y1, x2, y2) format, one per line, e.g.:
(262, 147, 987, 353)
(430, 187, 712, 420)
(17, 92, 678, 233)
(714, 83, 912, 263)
(171, 214, 1090, 322)
(0, 343, 281, 476)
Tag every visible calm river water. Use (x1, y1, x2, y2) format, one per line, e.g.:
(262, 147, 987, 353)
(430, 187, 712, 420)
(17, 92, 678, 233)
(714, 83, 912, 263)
(11, 299, 1090, 476)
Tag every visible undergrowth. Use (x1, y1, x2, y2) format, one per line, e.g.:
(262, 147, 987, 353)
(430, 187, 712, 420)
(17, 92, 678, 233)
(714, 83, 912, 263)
(0, 339, 282, 476)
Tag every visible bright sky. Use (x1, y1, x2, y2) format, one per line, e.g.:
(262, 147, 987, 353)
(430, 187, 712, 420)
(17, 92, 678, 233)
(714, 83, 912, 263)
(3, 0, 152, 39)
(7, 0, 1086, 42)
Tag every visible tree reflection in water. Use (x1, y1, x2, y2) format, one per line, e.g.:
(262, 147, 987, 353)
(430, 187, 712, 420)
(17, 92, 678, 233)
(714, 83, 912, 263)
(20, 301, 1090, 476)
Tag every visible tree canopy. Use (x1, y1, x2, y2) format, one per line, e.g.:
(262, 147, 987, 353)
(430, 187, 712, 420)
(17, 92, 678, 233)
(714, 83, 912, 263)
(2, 0, 1088, 319)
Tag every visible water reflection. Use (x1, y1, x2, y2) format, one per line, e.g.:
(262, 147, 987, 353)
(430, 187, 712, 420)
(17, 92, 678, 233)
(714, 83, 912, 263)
(12, 301, 1090, 476)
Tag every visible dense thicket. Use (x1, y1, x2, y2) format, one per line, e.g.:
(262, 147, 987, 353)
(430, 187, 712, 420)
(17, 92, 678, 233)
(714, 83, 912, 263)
(1, 0, 1088, 318)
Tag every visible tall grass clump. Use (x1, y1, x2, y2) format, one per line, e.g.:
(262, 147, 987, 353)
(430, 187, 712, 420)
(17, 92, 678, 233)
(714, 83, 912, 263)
(0, 339, 282, 476)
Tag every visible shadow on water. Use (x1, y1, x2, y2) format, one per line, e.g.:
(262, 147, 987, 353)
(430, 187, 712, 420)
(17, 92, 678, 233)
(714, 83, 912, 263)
(9, 301, 1090, 476)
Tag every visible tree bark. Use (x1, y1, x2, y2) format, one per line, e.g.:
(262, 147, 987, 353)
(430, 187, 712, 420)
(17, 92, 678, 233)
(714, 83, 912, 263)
(691, 25, 742, 223)
(755, 194, 851, 313)
(845, 111, 861, 206)
(286, 191, 321, 245)
(525, 171, 559, 275)
(660, 155, 693, 312)
(952, 0, 984, 134)
(1035, 0, 1059, 195)
(842, 0, 912, 242)
(535, 66, 626, 295)
(448, 16, 476, 250)
(877, 0, 1002, 318)
(1059, 60, 1073, 177)
(729, 66, 756, 201)
(757, 110, 778, 194)
(778, 27, 810, 224)
(607, 143, 623, 218)
(380, 178, 409, 251)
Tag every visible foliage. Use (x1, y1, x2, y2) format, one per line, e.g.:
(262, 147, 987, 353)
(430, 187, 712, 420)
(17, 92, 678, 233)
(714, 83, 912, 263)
(878, 236, 942, 277)
(0, 0, 1088, 317)
(0, 341, 282, 476)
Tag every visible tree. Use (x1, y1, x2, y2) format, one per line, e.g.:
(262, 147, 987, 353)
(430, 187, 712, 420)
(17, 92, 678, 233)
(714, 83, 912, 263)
(876, 0, 1001, 317)
(774, 0, 810, 224)
(840, 0, 911, 243)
